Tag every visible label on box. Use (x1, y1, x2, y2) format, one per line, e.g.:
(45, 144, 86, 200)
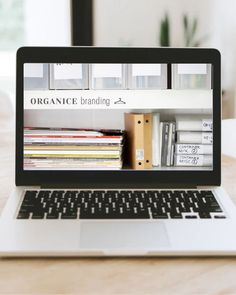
(136, 149, 144, 161)
(202, 119, 213, 131)
(202, 132, 213, 144)
(175, 155, 203, 166)
(176, 144, 202, 154)
(175, 144, 212, 155)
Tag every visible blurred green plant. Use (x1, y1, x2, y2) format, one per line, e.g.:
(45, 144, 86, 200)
(183, 14, 207, 47)
(159, 14, 170, 47)
(158, 13, 207, 47)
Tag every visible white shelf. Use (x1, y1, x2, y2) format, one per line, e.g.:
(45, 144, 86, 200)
(152, 166, 212, 171)
(112, 165, 212, 171)
(24, 89, 212, 110)
(25, 166, 212, 171)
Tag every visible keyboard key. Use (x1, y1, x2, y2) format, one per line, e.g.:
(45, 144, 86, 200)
(185, 215, 198, 219)
(207, 206, 222, 213)
(32, 213, 44, 219)
(17, 212, 30, 219)
(61, 213, 77, 219)
(24, 190, 37, 198)
(199, 212, 211, 219)
(38, 191, 51, 198)
(170, 213, 183, 219)
(152, 213, 168, 219)
(214, 215, 226, 219)
(46, 213, 59, 219)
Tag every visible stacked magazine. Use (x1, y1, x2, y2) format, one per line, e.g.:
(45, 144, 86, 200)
(24, 127, 124, 170)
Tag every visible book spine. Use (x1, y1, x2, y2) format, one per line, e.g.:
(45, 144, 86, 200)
(161, 123, 169, 166)
(167, 122, 173, 166)
(144, 113, 152, 169)
(159, 122, 163, 166)
(170, 122, 176, 166)
(24, 145, 121, 151)
(24, 138, 121, 143)
(24, 135, 122, 139)
(152, 113, 160, 166)
(24, 154, 120, 159)
(24, 150, 120, 155)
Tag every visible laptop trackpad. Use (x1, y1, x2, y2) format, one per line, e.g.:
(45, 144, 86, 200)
(79, 221, 170, 250)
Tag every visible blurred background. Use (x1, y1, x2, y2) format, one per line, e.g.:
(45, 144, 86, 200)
(1, 0, 236, 119)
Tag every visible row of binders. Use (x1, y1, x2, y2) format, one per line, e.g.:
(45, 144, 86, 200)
(24, 63, 212, 90)
(124, 113, 213, 169)
(24, 128, 124, 170)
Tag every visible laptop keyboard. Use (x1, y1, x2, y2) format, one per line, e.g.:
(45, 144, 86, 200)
(16, 190, 226, 220)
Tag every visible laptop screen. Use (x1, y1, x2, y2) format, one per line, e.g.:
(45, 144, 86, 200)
(23, 62, 213, 172)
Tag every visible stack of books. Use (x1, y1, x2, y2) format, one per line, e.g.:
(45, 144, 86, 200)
(175, 115, 213, 167)
(24, 127, 124, 170)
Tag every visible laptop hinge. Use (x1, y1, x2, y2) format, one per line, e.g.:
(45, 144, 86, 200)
(40, 183, 198, 189)
(197, 185, 217, 190)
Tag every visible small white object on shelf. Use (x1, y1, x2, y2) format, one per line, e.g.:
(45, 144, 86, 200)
(172, 63, 211, 89)
(128, 64, 167, 89)
(50, 63, 88, 90)
(90, 64, 125, 89)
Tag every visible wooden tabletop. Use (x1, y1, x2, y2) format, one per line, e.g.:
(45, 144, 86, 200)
(1, 130, 236, 295)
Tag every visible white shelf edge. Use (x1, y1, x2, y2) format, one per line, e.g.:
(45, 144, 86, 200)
(24, 89, 213, 110)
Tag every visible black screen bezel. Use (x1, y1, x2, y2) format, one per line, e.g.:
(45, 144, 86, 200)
(16, 46, 221, 188)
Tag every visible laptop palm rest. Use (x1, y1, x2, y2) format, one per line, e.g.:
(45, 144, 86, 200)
(79, 221, 170, 250)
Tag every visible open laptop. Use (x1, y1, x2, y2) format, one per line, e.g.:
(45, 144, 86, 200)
(0, 46, 236, 256)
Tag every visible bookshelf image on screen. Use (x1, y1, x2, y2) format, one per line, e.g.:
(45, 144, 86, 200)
(23, 62, 213, 171)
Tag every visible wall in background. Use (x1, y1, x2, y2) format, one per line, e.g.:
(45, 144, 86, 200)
(211, 0, 236, 118)
(0, 0, 71, 109)
(93, 0, 236, 117)
(94, 0, 212, 48)
(0, 0, 71, 78)
(24, 0, 71, 46)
